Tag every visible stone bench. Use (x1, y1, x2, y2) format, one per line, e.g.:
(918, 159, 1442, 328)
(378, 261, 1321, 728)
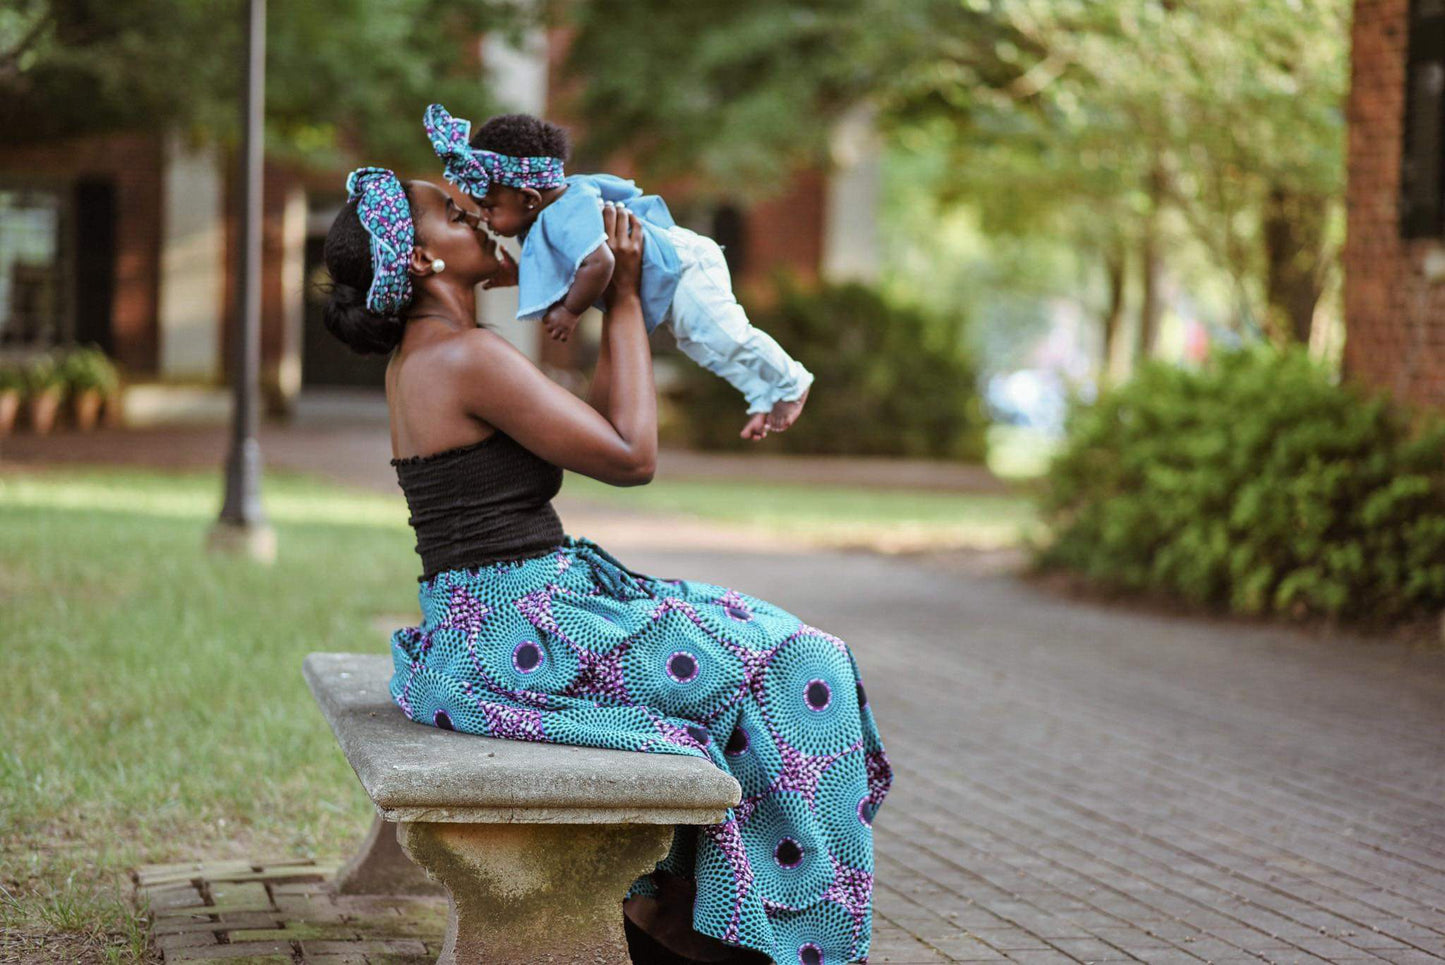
(304, 652, 741, 965)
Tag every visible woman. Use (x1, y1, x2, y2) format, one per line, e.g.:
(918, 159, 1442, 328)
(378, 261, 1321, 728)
(322, 167, 891, 965)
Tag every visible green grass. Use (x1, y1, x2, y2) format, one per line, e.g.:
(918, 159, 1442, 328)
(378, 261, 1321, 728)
(565, 473, 1039, 551)
(0, 469, 417, 962)
(984, 425, 1061, 482)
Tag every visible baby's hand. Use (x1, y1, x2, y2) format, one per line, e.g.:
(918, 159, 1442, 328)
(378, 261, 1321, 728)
(766, 387, 809, 433)
(543, 304, 582, 342)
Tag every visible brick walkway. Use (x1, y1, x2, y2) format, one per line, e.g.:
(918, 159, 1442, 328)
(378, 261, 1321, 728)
(0, 420, 1008, 494)
(647, 548, 1445, 965)
(136, 861, 445, 963)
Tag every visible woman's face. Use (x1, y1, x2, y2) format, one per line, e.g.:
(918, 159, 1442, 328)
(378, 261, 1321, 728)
(406, 180, 505, 283)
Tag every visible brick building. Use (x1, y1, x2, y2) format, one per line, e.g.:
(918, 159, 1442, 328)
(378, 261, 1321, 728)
(1346, 0, 1445, 408)
(0, 28, 877, 412)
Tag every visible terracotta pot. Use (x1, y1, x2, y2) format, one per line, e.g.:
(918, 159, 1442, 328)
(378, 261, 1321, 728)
(73, 388, 104, 431)
(28, 388, 63, 435)
(102, 388, 125, 428)
(0, 390, 19, 437)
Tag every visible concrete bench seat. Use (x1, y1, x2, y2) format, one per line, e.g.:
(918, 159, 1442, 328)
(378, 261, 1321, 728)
(304, 652, 741, 965)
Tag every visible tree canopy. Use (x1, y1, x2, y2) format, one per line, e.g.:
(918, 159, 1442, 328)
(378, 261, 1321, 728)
(564, 0, 1348, 346)
(0, 0, 520, 166)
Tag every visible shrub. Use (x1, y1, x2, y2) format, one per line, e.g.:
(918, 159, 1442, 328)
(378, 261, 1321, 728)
(23, 354, 65, 396)
(1038, 347, 1445, 621)
(671, 281, 987, 460)
(60, 346, 120, 394)
(0, 362, 24, 394)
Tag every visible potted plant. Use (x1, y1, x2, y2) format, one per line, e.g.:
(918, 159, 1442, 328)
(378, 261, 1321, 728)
(61, 346, 119, 431)
(0, 362, 23, 437)
(24, 354, 65, 435)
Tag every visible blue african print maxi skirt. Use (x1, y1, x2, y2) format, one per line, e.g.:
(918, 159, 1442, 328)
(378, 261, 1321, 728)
(389, 536, 892, 965)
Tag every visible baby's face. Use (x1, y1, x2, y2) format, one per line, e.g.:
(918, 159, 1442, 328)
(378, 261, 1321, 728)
(474, 184, 535, 238)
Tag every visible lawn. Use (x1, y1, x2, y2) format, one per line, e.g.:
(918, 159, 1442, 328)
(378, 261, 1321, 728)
(0, 465, 1038, 962)
(565, 474, 1039, 552)
(0, 469, 417, 963)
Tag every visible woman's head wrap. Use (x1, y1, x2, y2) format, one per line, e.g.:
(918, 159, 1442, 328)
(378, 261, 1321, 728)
(424, 104, 566, 197)
(345, 167, 415, 315)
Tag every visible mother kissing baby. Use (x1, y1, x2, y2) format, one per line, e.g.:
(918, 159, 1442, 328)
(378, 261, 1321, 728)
(317, 109, 889, 965)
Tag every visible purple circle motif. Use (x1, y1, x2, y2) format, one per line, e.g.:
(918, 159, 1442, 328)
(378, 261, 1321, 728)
(856, 680, 868, 708)
(666, 651, 699, 683)
(774, 837, 804, 869)
(724, 604, 752, 622)
(805, 678, 832, 712)
(724, 727, 750, 756)
(686, 725, 711, 746)
(513, 640, 543, 673)
(799, 944, 823, 965)
(857, 795, 874, 828)
(434, 710, 454, 731)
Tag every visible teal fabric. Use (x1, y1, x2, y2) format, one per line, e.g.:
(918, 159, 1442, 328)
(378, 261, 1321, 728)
(390, 536, 892, 964)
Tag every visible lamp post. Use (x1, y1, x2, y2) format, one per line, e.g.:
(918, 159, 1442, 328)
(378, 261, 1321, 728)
(209, 0, 276, 561)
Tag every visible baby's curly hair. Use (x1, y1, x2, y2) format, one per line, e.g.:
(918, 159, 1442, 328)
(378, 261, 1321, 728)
(471, 113, 570, 161)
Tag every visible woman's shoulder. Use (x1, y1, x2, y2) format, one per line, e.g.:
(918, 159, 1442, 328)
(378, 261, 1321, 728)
(398, 324, 526, 379)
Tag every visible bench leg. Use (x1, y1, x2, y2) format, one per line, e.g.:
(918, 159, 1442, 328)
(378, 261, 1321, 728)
(333, 815, 445, 896)
(397, 821, 673, 965)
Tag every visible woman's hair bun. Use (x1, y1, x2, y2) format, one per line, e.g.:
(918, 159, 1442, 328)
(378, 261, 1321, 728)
(323, 281, 405, 356)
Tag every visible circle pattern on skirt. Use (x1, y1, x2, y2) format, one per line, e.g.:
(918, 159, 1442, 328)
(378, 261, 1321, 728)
(760, 633, 859, 756)
(742, 793, 833, 910)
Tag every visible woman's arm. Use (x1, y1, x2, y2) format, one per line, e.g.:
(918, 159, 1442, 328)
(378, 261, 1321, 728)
(453, 207, 656, 486)
(585, 318, 614, 414)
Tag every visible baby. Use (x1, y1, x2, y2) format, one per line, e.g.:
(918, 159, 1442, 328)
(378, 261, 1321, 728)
(424, 104, 812, 440)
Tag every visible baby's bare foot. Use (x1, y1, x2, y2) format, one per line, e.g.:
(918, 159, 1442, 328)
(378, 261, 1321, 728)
(766, 387, 809, 432)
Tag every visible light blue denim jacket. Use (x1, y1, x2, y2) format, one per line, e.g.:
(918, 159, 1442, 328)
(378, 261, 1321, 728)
(517, 173, 812, 413)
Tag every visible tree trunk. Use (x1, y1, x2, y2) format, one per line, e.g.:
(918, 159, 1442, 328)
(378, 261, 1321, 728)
(1102, 242, 1127, 383)
(1263, 185, 1329, 344)
(1137, 173, 1164, 363)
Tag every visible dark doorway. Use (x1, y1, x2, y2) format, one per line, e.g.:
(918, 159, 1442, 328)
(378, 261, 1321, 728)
(301, 234, 386, 389)
(74, 180, 116, 354)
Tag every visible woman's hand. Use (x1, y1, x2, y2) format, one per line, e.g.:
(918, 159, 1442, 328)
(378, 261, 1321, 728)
(481, 243, 519, 290)
(603, 203, 644, 307)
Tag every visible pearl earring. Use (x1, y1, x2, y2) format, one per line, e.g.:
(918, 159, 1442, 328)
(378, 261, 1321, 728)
(431, 258, 446, 274)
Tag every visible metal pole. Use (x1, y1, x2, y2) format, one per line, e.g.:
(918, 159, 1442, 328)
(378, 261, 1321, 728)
(211, 0, 275, 560)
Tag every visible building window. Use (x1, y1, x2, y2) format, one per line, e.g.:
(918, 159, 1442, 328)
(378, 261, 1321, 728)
(1402, 0, 1445, 238)
(0, 187, 70, 351)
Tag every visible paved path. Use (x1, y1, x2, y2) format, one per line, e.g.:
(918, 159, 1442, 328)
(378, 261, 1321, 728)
(0, 421, 1009, 492)
(611, 546, 1445, 965)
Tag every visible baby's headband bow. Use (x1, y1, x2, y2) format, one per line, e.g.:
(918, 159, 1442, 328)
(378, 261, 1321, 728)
(424, 103, 567, 197)
(345, 167, 415, 316)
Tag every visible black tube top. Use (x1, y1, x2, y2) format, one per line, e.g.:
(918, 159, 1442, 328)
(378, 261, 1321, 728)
(392, 432, 564, 581)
